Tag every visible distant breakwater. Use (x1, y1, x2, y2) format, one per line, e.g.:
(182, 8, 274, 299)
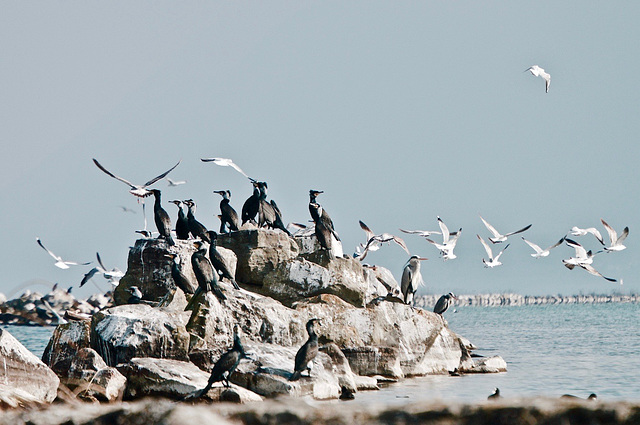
(415, 293, 640, 308)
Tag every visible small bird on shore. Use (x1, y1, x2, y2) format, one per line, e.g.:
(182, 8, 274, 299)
(309, 190, 340, 254)
(36, 238, 91, 270)
(434, 292, 458, 315)
(522, 236, 565, 258)
(477, 234, 509, 268)
(214, 190, 239, 233)
(488, 387, 501, 400)
(401, 255, 428, 305)
(479, 215, 531, 244)
(290, 318, 320, 381)
(92, 158, 181, 198)
(601, 219, 629, 252)
(196, 326, 247, 395)
(525, 65, 551, 93)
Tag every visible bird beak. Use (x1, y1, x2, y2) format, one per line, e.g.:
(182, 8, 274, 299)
(417, 257, 428, 261)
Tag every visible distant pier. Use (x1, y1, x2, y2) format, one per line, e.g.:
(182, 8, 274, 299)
(415, 293, 640, 308)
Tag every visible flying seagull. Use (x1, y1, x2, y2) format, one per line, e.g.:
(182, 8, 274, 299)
(562, 238, 598, 268)
(166, 178, 187, 187)
(525, 65, 551, 93)
(424, 217, 462, 261)
(522, 236, 565, 258)
(477, 234, 509, 268)
(399, 228, 442, 238)
(355, 220, 382, 256)
(200, 157, 252, 181)
(601, 219, 629, 252)
(569, 226, 604, 245)
(80, 252, 124, 287)
(356, 223, 410, 261)
(36, 238, 91, 269)
(93, 158, 181, 198)
(479, 215, 531, 244)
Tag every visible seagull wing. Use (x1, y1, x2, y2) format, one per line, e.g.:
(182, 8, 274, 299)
(201, 158, 249, 178)
(504, 224, 532, 237)
(586, 228, 605, 245)
(522, 237, 543, 254)
(437, 217, 450, 244)
(477, 234, 493, 260)
(546, 237, 566, 251)
(143, 160, 181, 187)
(36, 238, 61, 261)
(600, 219, 618, 244)
(360, 221, 375, 240)
(617, 227, 629, 244)
(494, 243, 510, 261)
(565, 238, 588, 259)
(96, 252, 107, 271)
(80, 268, 99, 287)
(580, 264, 617, 282)
(479, 216, 501, 238)
(93, 159, 136, 188)
(392, 236, 410, 255)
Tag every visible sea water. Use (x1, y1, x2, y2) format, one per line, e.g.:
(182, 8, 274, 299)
(3, 303, 639, 404)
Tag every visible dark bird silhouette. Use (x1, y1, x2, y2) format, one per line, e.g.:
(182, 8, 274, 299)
(561, 393, 597, 401)
(184, 199, 211, 243)
(309, 190, 340, 241)
(433, 292, 458, 315)
(165, 253, 195, 295)
(241, 180, 261, 225)
(169, 200, 190, 240)
(252, 182, 291, 236)
(207, 231, 240, 290)
(196, 327, 247, 395)
(290, 318, 320, 381)
(488, 388, 501, 400)
(214, 190, 239, 233)
(127, 286, 143, 304)
(151, 189, 174, 246)
(191, 240, 226, 301)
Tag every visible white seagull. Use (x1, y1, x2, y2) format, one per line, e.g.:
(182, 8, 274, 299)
(424, 217, 462, 261)
(479, 215, 532, 244)
(93, 158, 181, 198)
(576, 264, 617, 282)
(525, 65, 551, 93)
(601, 219, 629, 252)
(200, 157, 252, 180)
(80, 252, 124, 287)
(562, 238, 598, 268)
(356, 223, 410, 261)
(477, 234, 509, 268)
(522, 236, 565, 258)
(399, 228, 442, 238)
(356, 220, 382, 255)
(36, 238, 91, 270)
(166, 178, 187, 187)
(569, 226, 604, 245)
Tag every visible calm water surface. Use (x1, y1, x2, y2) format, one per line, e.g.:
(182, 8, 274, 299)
(4, 303, 639, 404)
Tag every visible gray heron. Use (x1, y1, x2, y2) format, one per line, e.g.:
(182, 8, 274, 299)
(401, 255, 428, 305)
(433, 292, 458, 315)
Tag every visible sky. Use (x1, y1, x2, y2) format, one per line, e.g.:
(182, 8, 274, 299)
(1, 2, 638, 299)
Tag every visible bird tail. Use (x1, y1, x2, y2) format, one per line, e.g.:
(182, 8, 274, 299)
(167, 234, 175, 246)
(230, 278, 240, 290)
(289, 371, 301, 381)
(185, 287, 203, 311)
(212, 284, 227, 301)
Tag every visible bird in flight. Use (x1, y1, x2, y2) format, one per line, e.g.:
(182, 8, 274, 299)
(93, 158, 181, 198)
(600, 219, 629, 252)
(36, 238, 91, 269)
(424, 217, 462, 261)
(479, 215, 531, 244)
(201, 157, 253, 181)
(522, 236, 565, 258)
(80, 252, 124, 287)
(477, 234, 509, 268)
(525, 65, 551, 93)
(166, 178, 187, 187)
(569, 226, 604, 245)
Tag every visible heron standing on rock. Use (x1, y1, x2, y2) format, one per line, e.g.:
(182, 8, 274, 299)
(401, 256, 427, 305)
(433, 292, 458, 315)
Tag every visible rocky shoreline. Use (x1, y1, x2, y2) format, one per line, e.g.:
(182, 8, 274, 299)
(0, 227, 506, 410)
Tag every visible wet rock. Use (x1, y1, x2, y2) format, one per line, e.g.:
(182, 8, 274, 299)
(118, 357, 262, 402)
(0, 329, 59, 405)
(91, 304, 191, 366)
(42, 319, 92, 370)
(460, 355, 508, 374)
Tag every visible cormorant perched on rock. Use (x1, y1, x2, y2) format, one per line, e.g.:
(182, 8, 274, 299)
(309, 190, 340, 241)
(255, 182, 291, 236)
(401, 255, 428, 305)
(196, 326, 247, 395)
(214, 190, 239, 233)
(290, 318, 320, 381)
(127, 286, 143, 304)
(434, 292, 458, 315)
(241, 180, 260, 225)
(151, 189, 175, 246)
(183, 199, 211, 243)
(169, 200, 190, 240)
(207, 231, 240, 290)
(191, 240, 226, 301)
(165, 253, 195, 295)
(488, 388, 501, 400)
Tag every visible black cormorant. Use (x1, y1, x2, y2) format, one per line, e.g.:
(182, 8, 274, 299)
(169, 200, 190, 240)
(289, 318, 320, 381)
(241, 180, 260, 225)
(165, 253, 196, 295)
(191, 240, 226, 301)
(255, 182, 291, 236)
(214, 190, 239, 233)
(433, 292, 458, 315)
(197, 326, 247, 395)
(151, 189, 175, 246)
(309, 190, 340, 241)
(488, 388, 501, 400)
(207, 231, 240, 290)
(184, 199, 211, 243)
(400, 256, 428, 305)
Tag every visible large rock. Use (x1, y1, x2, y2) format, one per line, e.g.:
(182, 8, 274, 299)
(91, 304, 191, 366)
(42, 319, 92, 368)
(118, 357, 262, 402)
(0, 329, 59, 405)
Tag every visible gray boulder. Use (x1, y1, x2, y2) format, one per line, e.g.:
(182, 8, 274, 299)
(0, 329, 59, 405)
(42, 319, 92, 368)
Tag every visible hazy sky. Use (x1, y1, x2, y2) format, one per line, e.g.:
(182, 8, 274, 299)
(2, 2, 638, 299)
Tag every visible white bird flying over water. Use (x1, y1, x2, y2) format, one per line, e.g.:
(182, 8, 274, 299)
(93, 158, 181, 198)
(399, 228, 442, 238)
(356, 222, 410, 261)
(601, 219, 629, 252)
(569, 226, 604, 245)
(525, 65, 551, 93)
(36, 238, 91, 270)
(166, 178, 187, 187)
(562, 238, 598, 268)
(477, 234, 509, 268)
(522, 236, 565, 258)
(80, 252, 124, 287)
(424, 217, 462, 261)
(200, 157, 252, 180)
(356, 220, 382, 255)
(479, 215, 531, 244)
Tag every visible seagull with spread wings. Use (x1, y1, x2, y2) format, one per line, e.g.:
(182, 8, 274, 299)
(479, 215, 531, 244)
(36, 238, 91, 270)
(525, 65, 551, 93)
(93, 158, 181, 198)
(601, 219, 629, 252)
(522, 236, 565, 258)
(477, 234, 509, 268)
(424, 217, 462, 261)
(201, 157, 253, 181)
